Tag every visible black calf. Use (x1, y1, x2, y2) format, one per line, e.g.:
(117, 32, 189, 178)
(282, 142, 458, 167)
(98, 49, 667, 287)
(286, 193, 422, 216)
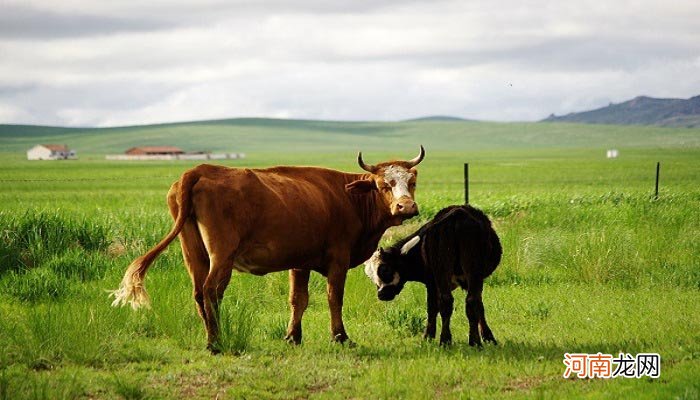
(365, 205, 502, 346)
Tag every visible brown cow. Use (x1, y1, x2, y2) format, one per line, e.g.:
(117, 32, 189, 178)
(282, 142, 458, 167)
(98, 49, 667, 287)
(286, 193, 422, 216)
(110, 147, 425, 352)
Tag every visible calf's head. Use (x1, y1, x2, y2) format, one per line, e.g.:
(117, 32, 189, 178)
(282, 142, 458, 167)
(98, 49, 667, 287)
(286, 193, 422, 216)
(345, 146, 425, 220)
(364, 236, 421, 301)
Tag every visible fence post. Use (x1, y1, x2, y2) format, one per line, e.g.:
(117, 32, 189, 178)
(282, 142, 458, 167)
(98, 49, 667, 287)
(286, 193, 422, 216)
(464, 163, 469, 204)
(655, 161, 660, 199)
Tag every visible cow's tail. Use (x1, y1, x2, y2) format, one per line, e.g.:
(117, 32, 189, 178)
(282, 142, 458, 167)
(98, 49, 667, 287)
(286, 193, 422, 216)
(109, 169, 201, 310)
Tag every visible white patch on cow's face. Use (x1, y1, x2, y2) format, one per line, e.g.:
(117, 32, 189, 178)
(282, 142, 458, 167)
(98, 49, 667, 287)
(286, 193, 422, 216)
(364, 250, 400, 288)
(364, 250, 382, 286)
(382, 165, 414, 201)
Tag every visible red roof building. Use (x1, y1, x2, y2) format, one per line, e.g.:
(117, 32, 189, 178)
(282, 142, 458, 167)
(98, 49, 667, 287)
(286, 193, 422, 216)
(125, 146, 184, 155)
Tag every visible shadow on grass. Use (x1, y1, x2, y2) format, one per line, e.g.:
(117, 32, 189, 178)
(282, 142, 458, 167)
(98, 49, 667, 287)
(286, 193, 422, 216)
(326, 336, 658, 363)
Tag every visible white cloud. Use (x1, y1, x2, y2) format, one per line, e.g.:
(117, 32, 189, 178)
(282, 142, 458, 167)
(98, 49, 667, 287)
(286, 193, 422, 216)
(0, 0, 699, 126)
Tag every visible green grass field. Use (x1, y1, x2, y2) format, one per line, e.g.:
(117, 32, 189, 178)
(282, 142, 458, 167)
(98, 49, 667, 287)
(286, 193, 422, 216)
(0, 120, 699, 399)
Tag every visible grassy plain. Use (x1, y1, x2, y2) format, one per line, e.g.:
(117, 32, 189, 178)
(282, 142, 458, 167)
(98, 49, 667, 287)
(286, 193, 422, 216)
(0, 120, 699, 399)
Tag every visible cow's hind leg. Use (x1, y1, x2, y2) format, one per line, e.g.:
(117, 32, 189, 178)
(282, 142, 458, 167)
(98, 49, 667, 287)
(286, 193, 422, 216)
(203, 256, 235, 354)
(477, 284, 497, 345)
(194, 194, 241, 353)
(180, 221, 210, 325)
(200, 229, 239, 353)
(465, 277, 484, 347)
(438, 290, 454, 345)
(431, 270, 454, 345)
(168, 188, 210, 325)
(285, 269, 310, 344)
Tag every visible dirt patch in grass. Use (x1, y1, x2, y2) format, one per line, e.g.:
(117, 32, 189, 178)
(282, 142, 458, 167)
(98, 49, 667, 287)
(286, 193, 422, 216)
(502, 374, 559, 392)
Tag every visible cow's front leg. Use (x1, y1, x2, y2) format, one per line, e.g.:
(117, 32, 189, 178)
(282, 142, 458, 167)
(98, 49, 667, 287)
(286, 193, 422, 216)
(285, 268, 310, 345)
(326, 266, 350, 343)
(424, 283, 438, 340)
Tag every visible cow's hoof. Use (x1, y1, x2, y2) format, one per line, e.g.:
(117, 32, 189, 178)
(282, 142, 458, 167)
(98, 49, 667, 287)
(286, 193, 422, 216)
(484, 337, 498, 345)
(284, 333, 302, 345)
(332, 333, 351, 344)
(207, 343, 222, 355)
(439, 336, 453, 346)
(468, 340, 483, 349)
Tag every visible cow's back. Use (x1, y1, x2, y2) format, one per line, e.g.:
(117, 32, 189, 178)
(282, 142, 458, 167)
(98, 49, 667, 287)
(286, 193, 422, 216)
(181, 164, 366, 274)
(420, 205, 501, 280)
(459, 206, 501, 278)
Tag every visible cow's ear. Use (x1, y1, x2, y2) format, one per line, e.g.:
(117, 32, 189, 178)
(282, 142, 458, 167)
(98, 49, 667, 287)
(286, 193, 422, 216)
(345, 179, 376, 194)
(400, 236, 421, 255)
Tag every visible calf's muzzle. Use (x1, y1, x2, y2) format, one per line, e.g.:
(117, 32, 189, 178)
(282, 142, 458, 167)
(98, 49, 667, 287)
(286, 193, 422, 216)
(377, 285, 400, 301)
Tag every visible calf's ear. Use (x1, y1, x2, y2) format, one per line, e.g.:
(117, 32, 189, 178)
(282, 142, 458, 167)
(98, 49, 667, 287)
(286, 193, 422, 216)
(345, 179, 376, 194)
(400, 236, 421, 255)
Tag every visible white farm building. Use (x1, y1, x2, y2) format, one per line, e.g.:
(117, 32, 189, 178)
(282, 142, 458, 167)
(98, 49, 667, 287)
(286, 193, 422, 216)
(27, 144, 77, 160)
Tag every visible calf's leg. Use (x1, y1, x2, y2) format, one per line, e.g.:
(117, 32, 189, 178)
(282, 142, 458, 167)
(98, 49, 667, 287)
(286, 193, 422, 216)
(477, 289, 497, 345)
(438, 291, 454, 345)
(285, 269, 310, 344)
(465, 277, 483, 347)
(423, 283, 438, 340)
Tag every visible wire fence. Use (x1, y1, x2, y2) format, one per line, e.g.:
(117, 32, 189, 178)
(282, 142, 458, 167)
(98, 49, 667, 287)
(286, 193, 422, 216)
(0, 178, 585, 186)
(0, 176, 180, 182)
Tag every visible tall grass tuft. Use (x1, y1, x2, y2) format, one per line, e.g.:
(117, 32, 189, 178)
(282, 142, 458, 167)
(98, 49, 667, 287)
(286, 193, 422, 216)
(0, 268, 73, 303)
(384, 307, 425, 337)
(111, 374, 148, 400)
(0, 370, 84, 400)
(213, 296, 258, 355)
(0, 211, 110, 274)
(0, 300, 124, 369)
(44, 249, 110, 281)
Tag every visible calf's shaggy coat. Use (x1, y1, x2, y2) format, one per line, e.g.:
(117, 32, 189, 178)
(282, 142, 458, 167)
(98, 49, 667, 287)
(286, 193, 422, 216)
(365, 205, 502, 346)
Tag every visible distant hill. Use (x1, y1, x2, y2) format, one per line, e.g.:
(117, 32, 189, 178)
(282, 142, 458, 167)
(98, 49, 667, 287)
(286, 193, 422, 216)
(403, 116, 472, 122)
(2, 117, 699, 156)
(543, 95, 700, 127)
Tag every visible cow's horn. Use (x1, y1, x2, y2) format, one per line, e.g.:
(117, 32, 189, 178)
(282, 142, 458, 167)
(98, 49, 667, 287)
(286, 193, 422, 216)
(401, 236, 421, 255)
(406, 145, 425, 167)
(357, 151, 377, 173)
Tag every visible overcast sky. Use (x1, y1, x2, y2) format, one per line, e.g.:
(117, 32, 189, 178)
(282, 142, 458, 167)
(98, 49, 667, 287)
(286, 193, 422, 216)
(1, 0, 699, 127)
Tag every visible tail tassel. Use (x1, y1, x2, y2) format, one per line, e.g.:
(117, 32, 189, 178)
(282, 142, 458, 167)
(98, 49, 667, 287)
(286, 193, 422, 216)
(108, 264, 151, 310)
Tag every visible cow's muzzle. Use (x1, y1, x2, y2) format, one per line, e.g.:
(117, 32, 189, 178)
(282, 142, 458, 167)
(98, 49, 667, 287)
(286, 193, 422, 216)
(392, 198, 418, 217)
(377, 285, 399, 301)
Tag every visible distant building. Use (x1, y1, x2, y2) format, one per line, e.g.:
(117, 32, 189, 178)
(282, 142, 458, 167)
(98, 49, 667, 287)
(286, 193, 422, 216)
(27, 144, 77, 160)
(106, 146, 245, 161)
(125, 146, 184, 155)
